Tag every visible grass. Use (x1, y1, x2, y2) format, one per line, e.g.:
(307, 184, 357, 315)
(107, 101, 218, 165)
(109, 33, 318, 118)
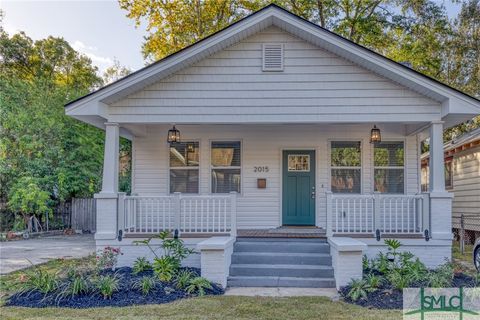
(0, 256, 402, 320)
(452, 240, 476, 274)
(0, 296, 401, 320)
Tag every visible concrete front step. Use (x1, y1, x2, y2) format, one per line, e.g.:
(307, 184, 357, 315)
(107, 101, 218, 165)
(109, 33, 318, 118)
(231, 252, 332, 265)
(234, 241, 330, 253)
(227, 276, 336, 288)
(230, 263, 334, 278)
(236, 237, 327, 243)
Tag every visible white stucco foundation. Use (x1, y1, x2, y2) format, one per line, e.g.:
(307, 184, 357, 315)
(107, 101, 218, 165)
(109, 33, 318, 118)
(328, 237, 367, 290)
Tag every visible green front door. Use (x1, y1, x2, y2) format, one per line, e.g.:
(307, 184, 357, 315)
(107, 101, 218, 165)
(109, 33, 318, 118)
(282, 150, 315, 226)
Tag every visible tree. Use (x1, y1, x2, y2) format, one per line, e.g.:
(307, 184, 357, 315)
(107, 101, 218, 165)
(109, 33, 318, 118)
(103, 58, 132, 84)
(0, 30, 106, 225)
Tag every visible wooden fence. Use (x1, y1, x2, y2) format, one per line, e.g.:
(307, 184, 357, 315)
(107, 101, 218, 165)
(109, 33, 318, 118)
(71, 198, 96, 232)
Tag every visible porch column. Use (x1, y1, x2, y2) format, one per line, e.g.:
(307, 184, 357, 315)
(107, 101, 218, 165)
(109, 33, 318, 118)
(428, 121, 453, 243)
(94, 122, 120, 240)
(101, 122, 120, 194)
(429, 121, 445, 193)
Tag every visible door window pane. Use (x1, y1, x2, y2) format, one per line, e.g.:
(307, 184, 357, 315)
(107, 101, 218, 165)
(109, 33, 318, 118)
(288, 155, 310, 172)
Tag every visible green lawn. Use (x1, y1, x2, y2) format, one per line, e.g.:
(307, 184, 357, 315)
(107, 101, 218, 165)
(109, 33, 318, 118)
(0, 256, 401, 320)
(1, 296, 401, 320)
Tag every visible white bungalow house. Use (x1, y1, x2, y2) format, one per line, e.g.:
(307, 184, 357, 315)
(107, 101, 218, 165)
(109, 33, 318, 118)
(65, 5, 480, 289)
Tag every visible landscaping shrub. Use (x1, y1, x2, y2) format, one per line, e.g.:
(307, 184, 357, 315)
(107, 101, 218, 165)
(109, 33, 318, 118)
(96, 247, 122, 271)
(175, 270, 194, 290)
(153, 256, 178, 282)
(132, 276, 157, 296)
(134, 231, 195, 281)
(346, 279, 372, 301)
(132, 257, 152, 275)
(56, 269, 91, 300)
(186, 277, 212, 296)
(95, 274, 120, 299)
(19, 266, 58, 295)
(342, 239, 478, 309)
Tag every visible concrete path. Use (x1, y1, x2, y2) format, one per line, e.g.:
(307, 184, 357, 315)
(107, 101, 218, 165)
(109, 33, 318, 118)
(225, 287, 339, 298)
(0, 234, 95, 274)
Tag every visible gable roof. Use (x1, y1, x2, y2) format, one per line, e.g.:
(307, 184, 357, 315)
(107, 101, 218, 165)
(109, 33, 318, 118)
(65, 4, 480, 128)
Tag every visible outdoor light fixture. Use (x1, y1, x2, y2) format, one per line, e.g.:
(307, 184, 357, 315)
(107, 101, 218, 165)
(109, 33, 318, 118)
(370, 125, 381, 143)
(186, 143, 195, 153)
(167, 125, 180, 144)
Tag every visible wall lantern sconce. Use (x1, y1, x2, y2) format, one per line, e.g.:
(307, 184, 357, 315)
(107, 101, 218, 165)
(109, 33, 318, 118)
(167, 125, 180, 144)
(370, 125, 381, 144)
(186, 143, 195, 153)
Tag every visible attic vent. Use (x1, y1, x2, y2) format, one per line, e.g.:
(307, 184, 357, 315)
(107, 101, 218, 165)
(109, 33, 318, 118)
(262, 43, 284, 71)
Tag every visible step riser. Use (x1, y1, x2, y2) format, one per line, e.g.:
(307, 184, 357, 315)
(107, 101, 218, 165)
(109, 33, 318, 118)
(227, 278, 335, 288)
(231, 254, 331, 265)
(234, 243, 330, 253)
(230, 266, 334, 278)
(236, 238, 327, 243)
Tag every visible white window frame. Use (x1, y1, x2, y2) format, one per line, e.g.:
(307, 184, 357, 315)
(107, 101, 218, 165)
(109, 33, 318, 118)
(329, 140, 363, 194)
(168, 140, 200, 194)
(209, 140, 242, 194)
(372, 140, 406, 194)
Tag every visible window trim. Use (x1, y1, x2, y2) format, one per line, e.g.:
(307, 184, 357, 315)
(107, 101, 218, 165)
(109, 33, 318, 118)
(372, 139, 406, 194)
(209, 139, 243, 194)
(328, 139, 363, 194)
(168, 140, 200, 194)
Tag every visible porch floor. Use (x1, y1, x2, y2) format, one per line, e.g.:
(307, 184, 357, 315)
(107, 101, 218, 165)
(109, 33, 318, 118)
(237, 227, 327, 239)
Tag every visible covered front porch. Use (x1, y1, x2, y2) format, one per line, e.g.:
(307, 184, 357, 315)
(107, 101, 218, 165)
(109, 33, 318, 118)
(95, 121, 451, 246)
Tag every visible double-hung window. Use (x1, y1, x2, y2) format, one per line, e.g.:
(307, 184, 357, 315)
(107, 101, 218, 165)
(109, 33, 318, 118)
(374, 141, 404, 193)
(331, 141, 362, 193)
(169, 142, 200, 193)
(211, 141, 241, 193)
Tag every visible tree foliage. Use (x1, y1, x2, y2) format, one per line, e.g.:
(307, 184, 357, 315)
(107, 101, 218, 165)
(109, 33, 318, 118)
(0, 30, 106, 221)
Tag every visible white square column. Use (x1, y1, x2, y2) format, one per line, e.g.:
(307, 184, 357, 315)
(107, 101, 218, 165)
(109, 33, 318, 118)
(94, 122, 120, 241)
(428, 121, 453, 242)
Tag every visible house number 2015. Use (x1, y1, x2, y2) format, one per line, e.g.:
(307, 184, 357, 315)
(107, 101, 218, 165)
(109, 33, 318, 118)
(254, 166, 269, 173)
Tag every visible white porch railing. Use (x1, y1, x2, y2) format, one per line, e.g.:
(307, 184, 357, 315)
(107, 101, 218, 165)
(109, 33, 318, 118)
(326, 192, 429, 236)
(120, 192, 237, 236)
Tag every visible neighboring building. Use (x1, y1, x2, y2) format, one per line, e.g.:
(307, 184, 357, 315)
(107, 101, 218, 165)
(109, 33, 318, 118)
(65, 5, 480, 289)
(422, 127, 480, 243)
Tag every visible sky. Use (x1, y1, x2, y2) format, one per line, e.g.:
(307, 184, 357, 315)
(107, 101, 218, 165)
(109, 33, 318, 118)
(1, 0, 463, 75)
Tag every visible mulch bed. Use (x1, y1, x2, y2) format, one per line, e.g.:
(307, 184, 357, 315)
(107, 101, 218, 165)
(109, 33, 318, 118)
(340, 272, 478, 309)
(6, 267, 224, 308)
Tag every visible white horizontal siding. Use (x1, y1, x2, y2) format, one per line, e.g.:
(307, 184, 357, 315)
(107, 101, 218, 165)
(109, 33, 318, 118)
(132, 124, 419, 230)
(451, 147, 480, 228)
(110, 26, 441, 123)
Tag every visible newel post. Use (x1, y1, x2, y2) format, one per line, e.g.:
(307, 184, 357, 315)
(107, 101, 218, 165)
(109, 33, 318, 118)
(174, 192, 181, 233)
(373, 192, 381, 236)
(230, 191, 237, 237)
(326, 191, 333, 237)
